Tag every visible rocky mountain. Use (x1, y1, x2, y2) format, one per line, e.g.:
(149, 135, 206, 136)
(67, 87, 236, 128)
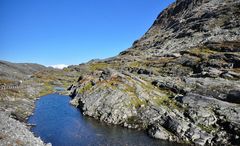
(67, 0, 240, 145)
(125, 0, 240, 57)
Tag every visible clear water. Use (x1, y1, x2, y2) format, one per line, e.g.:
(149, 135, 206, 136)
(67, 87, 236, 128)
(54, 87, 65, 91)
(28, 93, 183, 146)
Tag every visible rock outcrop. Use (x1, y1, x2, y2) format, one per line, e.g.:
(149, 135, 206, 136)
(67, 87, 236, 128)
(68, 0, 240, 145)
(0, 110, 50, 146)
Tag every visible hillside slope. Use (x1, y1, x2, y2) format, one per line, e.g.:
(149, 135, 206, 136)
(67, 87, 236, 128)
(68, 0, 240, 145)
(0, 60, 46, 81)
(0, 60, 47, 121)
(124, 0, 240, 57)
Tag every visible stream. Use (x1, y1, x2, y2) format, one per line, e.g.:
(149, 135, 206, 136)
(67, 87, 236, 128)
(28, 93, 182, 146)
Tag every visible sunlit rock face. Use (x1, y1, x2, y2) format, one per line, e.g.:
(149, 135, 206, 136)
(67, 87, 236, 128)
(68, 0, 240, 145)
(125, 0, 240, 57)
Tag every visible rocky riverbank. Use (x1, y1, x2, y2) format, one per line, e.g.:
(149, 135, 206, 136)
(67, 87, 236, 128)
(67, 0, 240, 145)
(0, 83, 71, 145)
(0, 109, 51, 146)
(0, 78, 50, 145)
(0, 61, 77, 145)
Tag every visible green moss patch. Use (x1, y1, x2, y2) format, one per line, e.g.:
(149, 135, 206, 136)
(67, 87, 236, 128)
(197, 124, 217, 133)
(78, 82, 93, 94)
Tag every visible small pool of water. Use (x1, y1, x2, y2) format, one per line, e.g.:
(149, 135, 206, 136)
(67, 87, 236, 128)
(28, 93, 182, 146)
(54, 87, 65, 92)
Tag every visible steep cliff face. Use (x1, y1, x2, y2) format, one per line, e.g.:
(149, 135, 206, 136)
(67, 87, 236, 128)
(68, 0, 240, 145)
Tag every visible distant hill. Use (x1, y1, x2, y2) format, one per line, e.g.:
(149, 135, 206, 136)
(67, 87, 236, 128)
(0, 60, 46, 81)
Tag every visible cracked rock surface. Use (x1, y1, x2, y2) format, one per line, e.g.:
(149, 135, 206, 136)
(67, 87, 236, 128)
(66, 0, 240, 145)
(0, 110, 50, 146)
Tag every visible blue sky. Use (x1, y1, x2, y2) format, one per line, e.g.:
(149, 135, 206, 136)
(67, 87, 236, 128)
(0, 0, 175, 66)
